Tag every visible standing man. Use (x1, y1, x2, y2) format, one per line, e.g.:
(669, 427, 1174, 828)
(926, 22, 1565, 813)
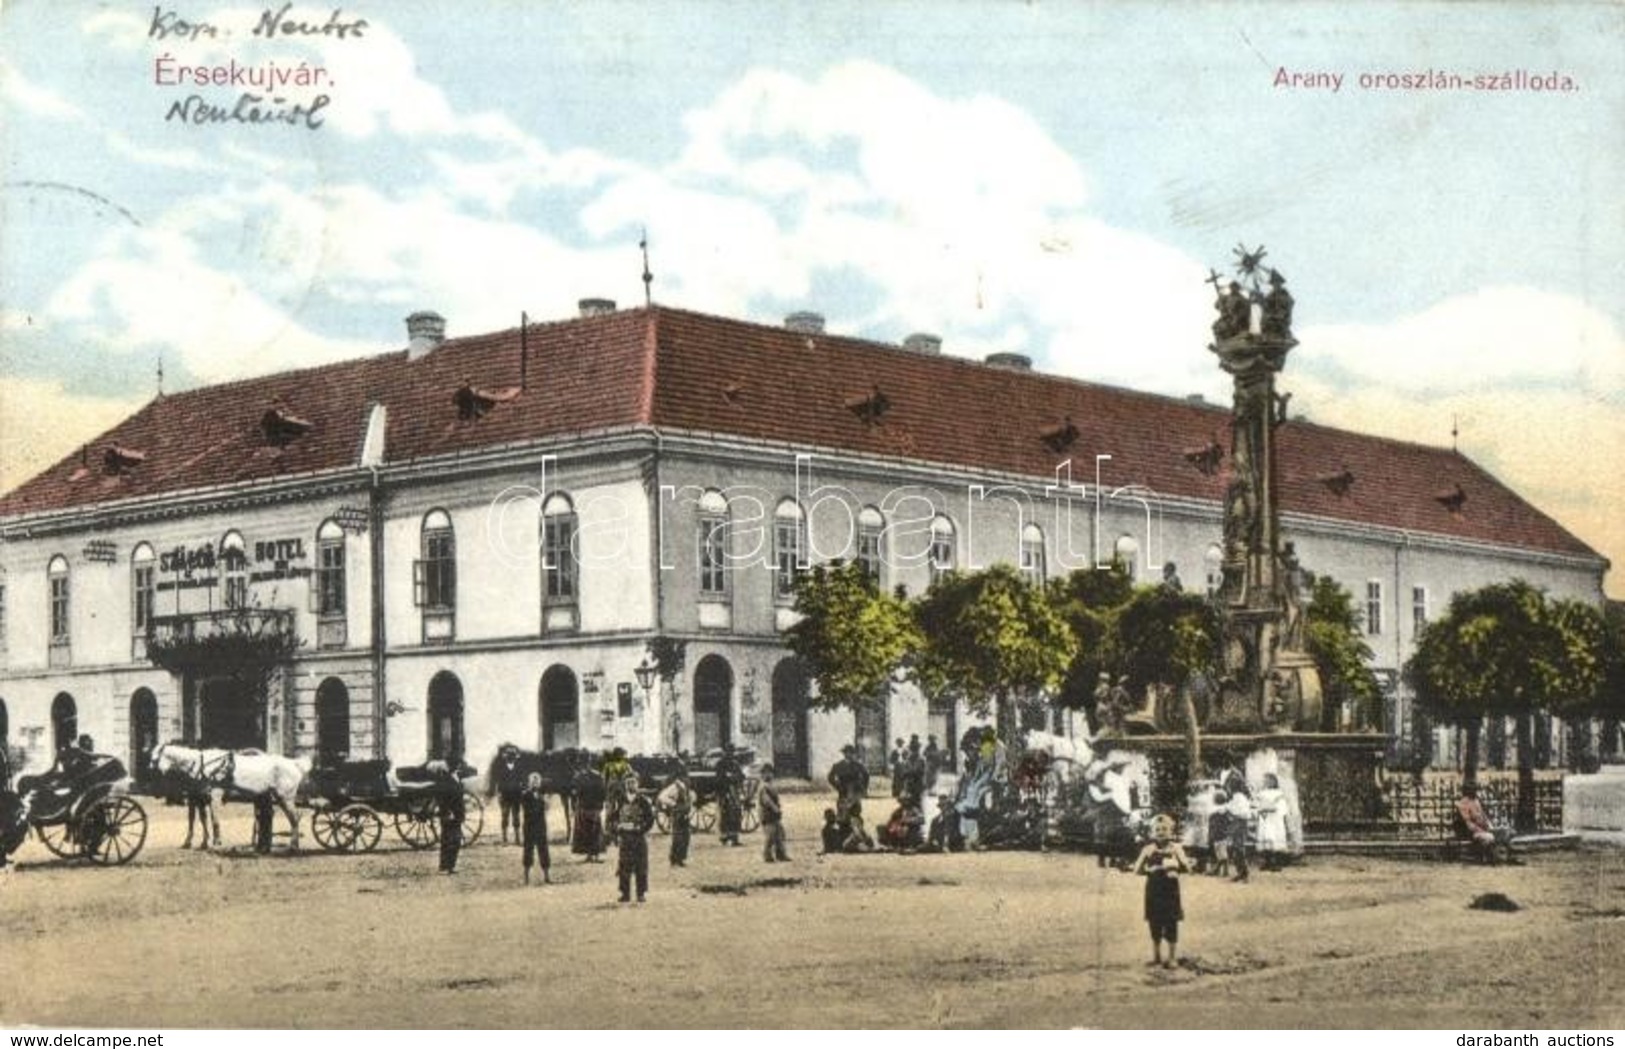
(657, 766, 693, 867)
(616, 775, 655, 903)
(828, 744, 868, 829)
(436, 757, 466, 875)
(520, 771, 551, 885)
(759, 765, 789, 863)
(715, 743, 745, 847)
(488, 743, 524, 846)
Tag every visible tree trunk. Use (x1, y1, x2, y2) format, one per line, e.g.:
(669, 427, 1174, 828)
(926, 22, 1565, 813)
(1515, 712, 1537, 832)
(1463, 718, 1482, 783)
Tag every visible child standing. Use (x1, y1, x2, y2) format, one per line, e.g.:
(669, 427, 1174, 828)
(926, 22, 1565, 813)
(1132, 814, 1192, 969)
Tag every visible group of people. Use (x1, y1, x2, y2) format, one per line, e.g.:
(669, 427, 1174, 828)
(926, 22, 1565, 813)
(1182, 770, 1296, 881)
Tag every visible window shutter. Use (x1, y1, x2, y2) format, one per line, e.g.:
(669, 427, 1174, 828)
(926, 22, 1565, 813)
(413, 560, 427, 607)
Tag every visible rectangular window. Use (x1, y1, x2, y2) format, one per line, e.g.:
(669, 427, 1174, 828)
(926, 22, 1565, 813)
(1020, 538, 1046, 586)
(316, 540, 346, 616)
(1366, 580, 1383, 636)
(857, 526, 883, 584)
(699, 515, 728, 597)
(415, 530, 457, 609)
(1412, 585, 1428, 634)
(224, 575, 248, 610)
(0, 579, 8, 653)
(50, 574, 70, 643)
(543, 514, 579, 602)
(774, 519, 803, 600)
(133, 565, 155, 632)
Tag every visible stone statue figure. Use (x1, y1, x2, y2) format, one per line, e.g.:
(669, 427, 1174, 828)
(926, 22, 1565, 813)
(1279, 541, 1307, 651)
(1212, 281, 1252, 342)
(1260, 269, 1294, 339)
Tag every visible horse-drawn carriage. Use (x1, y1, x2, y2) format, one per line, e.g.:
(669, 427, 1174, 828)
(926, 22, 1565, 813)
(300, 759, 485, 853)
(651, 747, 761, 834)
(2, 753, 149, 865)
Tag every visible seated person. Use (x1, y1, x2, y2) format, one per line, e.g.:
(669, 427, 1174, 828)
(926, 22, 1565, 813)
(842, 813, 876, 853)
(926, 795, 964, 853)
(1454, 783, 1515, 864)
(879, 801, 925, 853)
(820, 808, 845, 855)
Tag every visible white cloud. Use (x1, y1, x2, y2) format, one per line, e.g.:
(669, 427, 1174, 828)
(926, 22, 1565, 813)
(0, 59, 84, 120)
(45, 227, 377, 383)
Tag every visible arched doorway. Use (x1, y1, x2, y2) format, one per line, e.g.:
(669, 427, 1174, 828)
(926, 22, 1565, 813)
(51, 692, 78, 756)
(770, 658, 810, 777)
(427, 672, 464, 761)
(129, 689, 159, 783)
(693, 655, 733, 755)
(539, 665, 580, 751)
(316, 678, 351, 766)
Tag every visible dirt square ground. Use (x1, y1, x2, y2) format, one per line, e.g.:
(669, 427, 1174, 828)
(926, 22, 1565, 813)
(3, 792, 1622, 1029)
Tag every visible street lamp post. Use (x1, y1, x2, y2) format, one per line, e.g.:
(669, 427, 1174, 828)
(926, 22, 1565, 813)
(634, 659, 657, 754)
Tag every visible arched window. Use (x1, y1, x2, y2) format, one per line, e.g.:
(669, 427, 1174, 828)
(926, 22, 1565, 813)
(542, 493, 579, 604)
(416, 510, 456, 641)
(220, 531, 248, 609)
(131, 543, 156, 659)
(315, 677, 350, 765)
(315, 519, 347, 631)
(856, 506, 885, 584)
(48, 555, 70, 665)
(539, 665, 580, 751)
(1204, 543, 1224, 599)
(773, 499, 805, 601)
(929, 515, 956, 586)
(130, 688, 159, 782)
(1114, 535, 1139, 580)
(427, 671, 464, 760)
(1020, 523, 1046, 585)
(697, 490, 730, 598)
(51, 692, 77, 756)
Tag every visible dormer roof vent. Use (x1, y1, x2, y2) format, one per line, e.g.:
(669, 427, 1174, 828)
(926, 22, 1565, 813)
(454, 379, 521, 421)
(902, 332, 942, 355)
(579, 298, 617, 318)
(103, 444, 148, 475)
(261, 404, 313, 447)
(985, 352, 1032, 371)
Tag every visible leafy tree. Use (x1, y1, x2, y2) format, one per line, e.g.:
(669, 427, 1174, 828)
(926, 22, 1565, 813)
(784, 561, 919, 715)
(1406, 580, 1605, 827)
(1050, 563, 1136, 719)
(1302, 575, 1382, 733)
(1111, 583, 1221, 771)
(911, 564, 1075, 740)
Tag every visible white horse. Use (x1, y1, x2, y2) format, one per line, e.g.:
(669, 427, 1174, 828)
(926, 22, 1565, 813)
(152, 744, 311, 851)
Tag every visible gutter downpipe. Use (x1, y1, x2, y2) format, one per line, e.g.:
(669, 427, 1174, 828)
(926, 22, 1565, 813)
(1395, 532, 1409, 764)
(369, 462, 387, 760)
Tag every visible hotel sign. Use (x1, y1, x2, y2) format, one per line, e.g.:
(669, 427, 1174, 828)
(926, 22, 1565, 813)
(156, 536, 312, 591)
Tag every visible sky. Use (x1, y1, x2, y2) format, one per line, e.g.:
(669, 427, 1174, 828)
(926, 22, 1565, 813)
(1, 0, 1621, 594)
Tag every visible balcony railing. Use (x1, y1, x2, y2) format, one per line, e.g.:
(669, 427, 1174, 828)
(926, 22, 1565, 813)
(149, 608, 296, 644)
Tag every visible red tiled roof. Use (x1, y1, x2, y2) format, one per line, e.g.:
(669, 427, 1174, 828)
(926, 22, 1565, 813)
(0, 305, 1601, 563)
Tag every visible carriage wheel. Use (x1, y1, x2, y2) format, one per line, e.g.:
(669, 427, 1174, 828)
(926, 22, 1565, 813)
(458, 792, 485, 847)
(309, 807, 346, 852)
(692, 801, 717, 832)
(741, 804, 761, 834)
(654, 806, 672, 835)
(339, 805, 383, 853)
(83, 797, 148, 866)
(393, 798, 440, 850)
(36, 820, 80, 859)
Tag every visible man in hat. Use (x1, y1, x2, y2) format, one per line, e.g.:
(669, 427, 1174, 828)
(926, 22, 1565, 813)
(488, 742, 524, 845)
(435, 756, 466, 874)
(570, 751, 607, 862)
(828, 744, 868, 827)
(615, 773, 655, 902)
(715, 743, 745, 846)
(520, 771, 551, 885)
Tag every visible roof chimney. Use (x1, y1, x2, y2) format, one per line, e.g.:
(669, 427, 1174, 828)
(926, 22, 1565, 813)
(579, 298, 617, 318)
(985, 351, 1032, 371)
(405, 311, 446, 359)
(785, 311, 825, 334)
(902, 332, 942, 355)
